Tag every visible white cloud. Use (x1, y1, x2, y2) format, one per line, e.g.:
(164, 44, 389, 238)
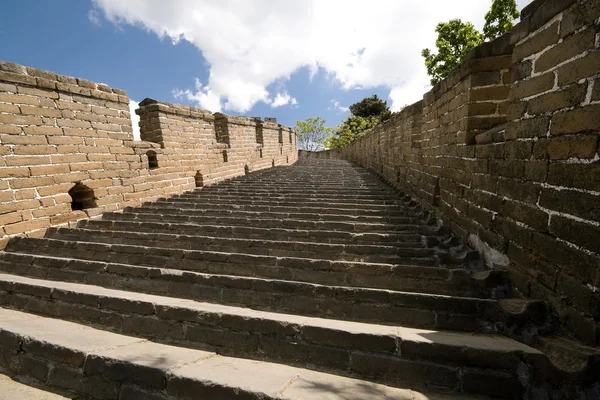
(173, 78, 222, 112)
(271, 92, 297, 108)
(91, 0, 533, 113)
(329, 100, 349, 114)
(128, 99, 140, 140)
(88, 9, 102, 26)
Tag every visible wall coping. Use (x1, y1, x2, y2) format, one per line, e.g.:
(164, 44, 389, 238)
(0, 60, 129, 104)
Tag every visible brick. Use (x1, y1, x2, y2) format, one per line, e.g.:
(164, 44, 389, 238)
(558, 51, 600, 86)
(0, 212, 21, 225)
(3, 218, 51, 235)
(19, 106, 61, 118)
(30, 165, 71, 175)
(560, 2, 600, 38)
(0, 70, 36, 86)
(56, 82, 92, 96)
(17, 86, 59, 99)
(509, 72, 554, 100)
(593, 80, 600, 102)
(47, 136, 85, 145)
(0, 82, 18, 92)
(489, 159, 525, 179)
(0, 124, 22, 134)
(0, 93, 38, 105)
(512, 60, 533, 82)
(56, 100, 91, 112)
(0, 167, 32, 178)
(4, 155, 51, 167)
(513, 21, 559, 61)
(550, 215, 600, 254)
(498, 178, 540, 203)
(547, 163, 600, 191)
(505, 117, 549, 139)
(502, 200, 548, 231)
(533, 232, 599, 284)
(57, 119, 92, 129)
(539, 188, 600, 222)
(533, 136, 599, 160)
(503, 141, 533, 159)
(527, 83, 587, 115)
(524, 161, 548, 182)
(0, 114, 42, 125)
(551, 104, 600, 135)
(469, 86, 511, 101)
(556, 273, 600, 319)
(22, 126, 63, 135)
(470, 71, 501, 87)
(535, 29, 596, 73)
(0, 134, 47, 145)
(12, 145, 58, 155)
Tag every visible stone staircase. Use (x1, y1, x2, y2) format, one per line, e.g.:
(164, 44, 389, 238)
(0, 158, 596, 399)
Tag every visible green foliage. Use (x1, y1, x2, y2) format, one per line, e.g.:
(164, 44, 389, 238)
(325, 95, 393, 149)
(421, 19, 483, 85)
(349, 95, 391, 120)
(483, 0, 520, 41)
(325, 115, 380, 149)
(295, 117, 332, 151)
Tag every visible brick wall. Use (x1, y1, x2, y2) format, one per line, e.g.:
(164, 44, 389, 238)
(0, 62, 298, 248)
(333, 0, 600, 345)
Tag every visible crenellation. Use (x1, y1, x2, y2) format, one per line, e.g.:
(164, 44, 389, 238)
(1, 61, 297, 249)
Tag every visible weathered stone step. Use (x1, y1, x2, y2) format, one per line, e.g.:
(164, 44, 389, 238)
(198, 186, 396, 196)
(79, 219, 426, 246)
(0, 251, 514, 332)
(0, 308, 496, 400)
(182, 190, 402, 202)
(122, 205, 423, 225)
(0, 275, 542, 398)
(0, 373, 70, 400)
(2, 237, 506, 297)
(103, 211, 425, 233)
(145, 200, 413, 218)
(45, 227, 435, 263)
(158, 196, 407, 211)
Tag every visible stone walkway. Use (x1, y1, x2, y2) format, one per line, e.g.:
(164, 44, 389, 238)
(0, 158, 579, 399)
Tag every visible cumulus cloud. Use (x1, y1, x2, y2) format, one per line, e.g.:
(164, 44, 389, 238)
(173, 78, 222, 112)
(91, 0, 531, 112)
(329, 100, 349, 114)
(128, 99, 140, 140)
(271, 92, 297, 108)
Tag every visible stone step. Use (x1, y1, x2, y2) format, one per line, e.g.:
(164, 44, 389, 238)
(2, 238, 506, 297)
(157, 196, 407, 210)
(122, 205, 424, 225)
(0, 251, 525, 332)
(0, 308, 491, 400)
(0, 275, 543, 398)
(144, 200, 414, 218)
(180, 191, 403, 202)
(102, 211, 427, 234)
(0, 373, 70, 400)
(45, 227, 436, 264)
(78, 219, 427, 246)
(197, 186, 396, 196)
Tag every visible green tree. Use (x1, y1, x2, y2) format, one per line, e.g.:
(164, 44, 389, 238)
(295, 117, 332, 151)
(325, 115, 381, 149)
(483, 0, 520, 41)
(349, 95, 392, 121)
(421, 19, 483, 85)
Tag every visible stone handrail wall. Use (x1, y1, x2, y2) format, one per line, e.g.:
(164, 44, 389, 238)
(0, 62, 298, 248)
(333, 0, 600, 345)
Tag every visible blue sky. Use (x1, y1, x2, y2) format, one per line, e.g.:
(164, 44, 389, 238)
(1, 0, 531, 135)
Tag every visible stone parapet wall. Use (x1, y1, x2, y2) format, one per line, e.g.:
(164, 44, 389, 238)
(333, 0, 600, 345)
(0, 62, 298, 247)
